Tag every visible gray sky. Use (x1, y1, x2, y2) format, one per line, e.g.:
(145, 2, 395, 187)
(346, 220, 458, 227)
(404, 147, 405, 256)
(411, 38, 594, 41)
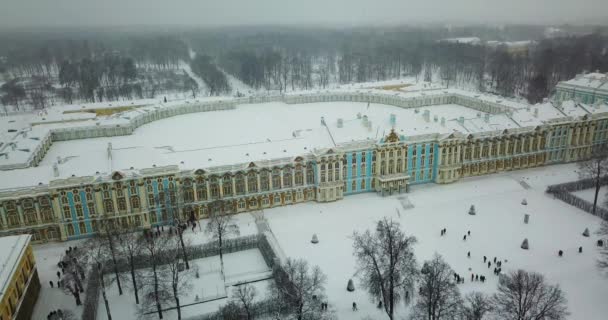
(1, 0, 607, 28)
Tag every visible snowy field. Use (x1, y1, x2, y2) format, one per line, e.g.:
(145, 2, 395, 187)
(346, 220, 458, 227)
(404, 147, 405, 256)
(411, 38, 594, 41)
(264, 163, 608, 320)
(572, 186, 608, 210)
(97, 249, 271, 320)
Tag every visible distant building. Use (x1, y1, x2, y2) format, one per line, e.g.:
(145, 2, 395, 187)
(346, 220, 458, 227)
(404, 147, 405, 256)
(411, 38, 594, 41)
(555, 72, 608, 105)
(486, 40, 535, 56)
(0, 234, 40, 320)
(438, 37, 482, 45)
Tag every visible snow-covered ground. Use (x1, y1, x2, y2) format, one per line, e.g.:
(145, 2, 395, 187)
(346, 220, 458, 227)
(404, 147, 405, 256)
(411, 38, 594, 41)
(572, 186, 608, 210)
(32, 240, 86, 320)
(97, 249, 271, 320)
(263, 163, 608, 320)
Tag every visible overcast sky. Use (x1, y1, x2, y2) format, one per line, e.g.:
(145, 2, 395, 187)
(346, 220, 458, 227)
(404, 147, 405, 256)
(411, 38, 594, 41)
(1, 0, 607, 28)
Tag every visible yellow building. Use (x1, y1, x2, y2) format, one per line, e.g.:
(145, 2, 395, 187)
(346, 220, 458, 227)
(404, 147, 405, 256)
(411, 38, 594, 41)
(0, 235, 40, 320)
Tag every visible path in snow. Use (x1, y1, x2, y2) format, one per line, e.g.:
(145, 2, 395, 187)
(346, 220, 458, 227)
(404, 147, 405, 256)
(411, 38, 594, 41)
(179, 60, 208, 95)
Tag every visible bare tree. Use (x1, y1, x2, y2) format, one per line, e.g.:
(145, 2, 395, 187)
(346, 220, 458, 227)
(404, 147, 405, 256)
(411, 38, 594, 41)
(490, 269, 569, 320)
(139, 232, 172, 319)
(352, 217, 418, 320)
(117, 229, 145, 304)
(162, 182, 191, 270)
(205, 212, 240, 278)
(411, 254, 462, 320)
(81, 238, 115, 320)
(160, 235, 194, 320)
(232, 284, 257, 320)
(97, 216, 124, 295)
(269, 258, 326, 320)
(461, 292, 492, 320)
(577, 144, 608, 215)
(60, 248, 86, 306)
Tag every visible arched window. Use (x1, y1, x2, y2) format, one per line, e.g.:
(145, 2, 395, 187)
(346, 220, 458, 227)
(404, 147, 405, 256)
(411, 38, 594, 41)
(361, 179, 366, 190)
(131, 196, 140, 209)
(351, 180, 357, 191)
(261, 171, 270, 191)
(306, 166, 314, 184)
(223, 176, 233, 195)
(248, 172, 258, 193)
(273, 169, 281, 189)
(283, 171, 292, 187)
(235, 174, 245, 195)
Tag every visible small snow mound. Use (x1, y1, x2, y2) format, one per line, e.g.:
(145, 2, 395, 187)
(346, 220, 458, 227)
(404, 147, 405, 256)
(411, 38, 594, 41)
(468, 205, 476, 215)
(347, 279, 355, 292)
(583, 228, 590, 237)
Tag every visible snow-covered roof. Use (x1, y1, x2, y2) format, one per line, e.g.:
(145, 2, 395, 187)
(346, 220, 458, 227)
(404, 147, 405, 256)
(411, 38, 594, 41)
(557, 73, 608, 92)
(1, 88, 607, 192)
(0, 234, 31, 301)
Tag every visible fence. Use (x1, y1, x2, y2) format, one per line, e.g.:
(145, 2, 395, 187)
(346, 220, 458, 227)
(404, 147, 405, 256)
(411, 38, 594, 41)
(185, 233, 286, 320)
(85, 234, 272, 320)
(546, 176, 608, 220)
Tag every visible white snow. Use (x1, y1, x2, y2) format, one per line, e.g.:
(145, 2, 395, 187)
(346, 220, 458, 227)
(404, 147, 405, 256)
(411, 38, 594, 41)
(97, 249, 271, 320)
(572, 186, 608, 210)
(263, 163, 608, 320)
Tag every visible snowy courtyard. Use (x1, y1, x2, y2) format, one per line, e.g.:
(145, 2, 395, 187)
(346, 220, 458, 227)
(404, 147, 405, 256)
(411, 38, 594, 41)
(263, 163, 608, 320)
(97, 249, 271, 320)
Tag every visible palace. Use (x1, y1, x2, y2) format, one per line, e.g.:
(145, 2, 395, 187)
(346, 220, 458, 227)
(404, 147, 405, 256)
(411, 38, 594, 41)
(555, 72, 608, 105)
(0, 85, 607, 242)
(0, 235, 40, 320)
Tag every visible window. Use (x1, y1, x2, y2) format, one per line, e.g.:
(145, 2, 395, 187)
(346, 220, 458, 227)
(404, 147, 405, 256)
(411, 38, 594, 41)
(307, 166, 315, 184)
(131, 196, 140, 209)
(223, 177, 233, 195)
(248, 172, 258, 192)
(41, 208, 54, 222)
(295, 171, 303, 185)
(67, 224, 75, 236)
(79, 222, 87, 234)
(274, 195, 281, 203)
(261, 173, 270, 191)
(75, 204, 84, 218)
(62, 206, 71, 220)
(87, 203, 96, 216)
(283, 172, 292, 187)
(104, 200, 114, 213)
(236, 175, 245, 195)
(118, 198, 127, 211)
(272, 170, 281, 189)
(361, 179, 366, 189)
(351, 180, 357, 191)
(361, 163, 366, 176)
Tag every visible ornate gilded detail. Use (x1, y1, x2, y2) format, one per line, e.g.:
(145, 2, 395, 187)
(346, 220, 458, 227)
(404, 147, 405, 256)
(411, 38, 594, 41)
(385, 129, 400, 143)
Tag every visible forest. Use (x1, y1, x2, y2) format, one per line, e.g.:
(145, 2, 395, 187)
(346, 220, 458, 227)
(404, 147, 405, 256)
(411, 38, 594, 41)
(1, 25, 607, 112)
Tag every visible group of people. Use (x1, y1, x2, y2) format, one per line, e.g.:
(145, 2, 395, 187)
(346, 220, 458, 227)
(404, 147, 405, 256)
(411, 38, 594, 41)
(470, 273, 486, 282)
(46, 309, 64, 320)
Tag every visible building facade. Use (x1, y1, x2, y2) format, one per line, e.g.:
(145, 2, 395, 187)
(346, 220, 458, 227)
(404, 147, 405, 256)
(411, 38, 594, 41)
(554, 72, 608, 105)
(0, 91, 607, 242)
(0, 235, 40, 320)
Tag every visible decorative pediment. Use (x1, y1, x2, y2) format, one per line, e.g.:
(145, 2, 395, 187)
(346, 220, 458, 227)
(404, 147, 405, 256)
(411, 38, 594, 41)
(111, 171, 124, 181)
(194, 169, 206, 175)
(502, 129, 509, 135)
(294, 156, 304, 162)
(248, 162, 256, 168)
(385, 129, 400, 143)
(326, 149, 335, 154)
